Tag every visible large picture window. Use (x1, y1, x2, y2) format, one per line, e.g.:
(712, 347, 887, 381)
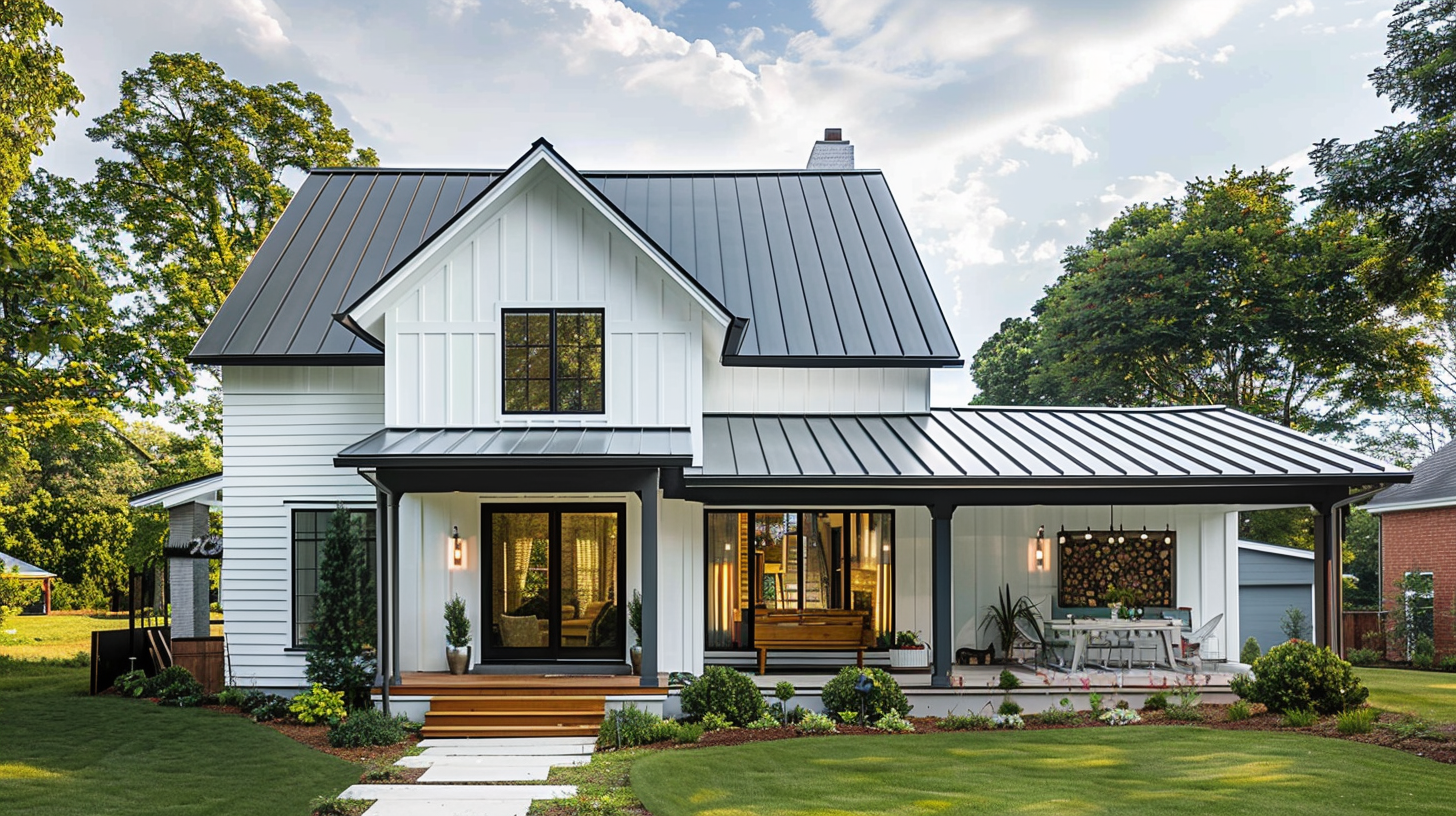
(292, 508, 376, 646)
(705, 510, 893, 650)
(502, 309, 604, 413)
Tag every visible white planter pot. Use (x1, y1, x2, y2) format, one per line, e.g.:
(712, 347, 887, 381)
(888, 647, 929, 669)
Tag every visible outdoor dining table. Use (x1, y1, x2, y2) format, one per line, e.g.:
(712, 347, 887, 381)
(1045, 618, 1184, 672)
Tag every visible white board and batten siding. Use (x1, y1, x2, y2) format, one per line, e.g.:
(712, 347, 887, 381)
(220, 365, 383, 691)
(383, 174, 703, 433)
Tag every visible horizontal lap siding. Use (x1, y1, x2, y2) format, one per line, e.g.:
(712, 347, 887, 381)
(221, 365, 384, 690)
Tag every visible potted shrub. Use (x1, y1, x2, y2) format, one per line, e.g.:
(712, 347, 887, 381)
(444, 594, 472, 675)
(888, 630, 929, 670)
(628, 590, 643, 676)
(980, 584, 1040, 662)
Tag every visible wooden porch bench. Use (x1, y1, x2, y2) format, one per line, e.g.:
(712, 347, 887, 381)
(753, 610, 869, 675)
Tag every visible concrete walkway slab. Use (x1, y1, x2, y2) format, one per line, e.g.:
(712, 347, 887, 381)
(399, 754, 590, 769)
(340, 784, 576, 800)
(361, 801, 531, 816)
(417, 765, 552, 783)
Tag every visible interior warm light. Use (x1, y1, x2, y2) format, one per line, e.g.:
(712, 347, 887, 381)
(1034, 525, 1045, 570)
(451, 525, 464, 568)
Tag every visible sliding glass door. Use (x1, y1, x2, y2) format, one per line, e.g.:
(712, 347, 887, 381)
(484, 505, 625, 661)
(705, 510, 894, 650)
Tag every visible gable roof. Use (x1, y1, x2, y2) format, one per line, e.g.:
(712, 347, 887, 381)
(0, 551, 55, 579)
(1366, 438, 1456, 513)
(128, 472, 224, 509)
(191, 140, 961, 367)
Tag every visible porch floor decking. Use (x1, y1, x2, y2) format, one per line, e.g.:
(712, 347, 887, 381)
(381, 672, 670, 697)
(751, 663, 1245, 693)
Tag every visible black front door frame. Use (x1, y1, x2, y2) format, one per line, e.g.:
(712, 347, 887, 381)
(480, 503, 628, 663)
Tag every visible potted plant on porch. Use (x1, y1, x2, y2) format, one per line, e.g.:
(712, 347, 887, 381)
(887, 630, 929, 670)
(628, 590, 643, 676)
(980, 584, 1041, 663)
(444, 594, 472, 675)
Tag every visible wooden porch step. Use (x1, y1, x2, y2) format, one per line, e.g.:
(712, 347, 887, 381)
(424, 710, 605, 728)
(420, 723, 601, 739)
(380, 683, 665, 698)
(427, 695, 605, 712)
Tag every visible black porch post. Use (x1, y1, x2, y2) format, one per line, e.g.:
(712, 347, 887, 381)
(375, 488, 390, 716)
(1312, 501, 1344, 654)
(930, 503, 955, 688)
(639, 469, 660, 688)
(390, 490, 402, 685)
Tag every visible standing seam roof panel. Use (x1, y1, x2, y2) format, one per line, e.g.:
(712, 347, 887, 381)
(920, 413, 1004, 476)
(828, 416, 896, 475)
(758, 176, 818, 355)
(689, 176, 726, 299)
(289, 173, 390, 355)
(726, 415, 770, 476)
(779, 176, 845, 356)
(1029, 411, 1157, 477)
(884, 415, 968, 476)
(1214, 411, 1378, 472)
(1138, 412, 1281, 475)
(1152, 411, 1302, 474)
(1069, 411, 1198, 475)
(753, 417, 804, 475)
(820, 176, 900, 356)
(669, 176, 695, 271)
(735, 176, 788, 357)
(778, 416, 834, 476)
(940, 411, 1048, 477)
(1094, 411, 1241, 475)
(712, 176, 754, 326)
(799, 176, 873, 356)
(864, 174, 959, 356)
(843, 175, 929, 357)
(805, 416, 870, 475)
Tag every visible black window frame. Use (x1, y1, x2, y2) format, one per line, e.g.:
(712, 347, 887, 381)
(500, 308, 606, 415)
(291, 507, 377, 648)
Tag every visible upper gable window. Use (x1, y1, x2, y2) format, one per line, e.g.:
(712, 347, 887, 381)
(502, 309, 605, 414)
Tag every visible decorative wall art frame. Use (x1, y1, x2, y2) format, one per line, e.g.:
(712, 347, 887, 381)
(1056, 529, 1176, 608)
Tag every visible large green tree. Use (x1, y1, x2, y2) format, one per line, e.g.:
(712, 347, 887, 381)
(87, 52, 378, 435)
(1308, 0, 1456, 295)
(973, 168, 1435, 439)
(0, 0, 82, 205)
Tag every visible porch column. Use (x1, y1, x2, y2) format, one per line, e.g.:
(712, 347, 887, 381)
(930, 503, 955, 688)
(639, 470, 660, 688)
(374, 487, 390, 716)
(1313, 501, 1344, 654)
(390, 490, 402, 685)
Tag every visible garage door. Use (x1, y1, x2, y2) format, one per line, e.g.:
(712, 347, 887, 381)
(1239, 584, 1312, 658)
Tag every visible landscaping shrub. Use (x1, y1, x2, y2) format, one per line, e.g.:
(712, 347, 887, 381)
(328, 708, 411, 748)
(679, 665, 765, 726)
(1226, 700, 1252, 721)
(1279, 607, 1310, 641)
(796, 712, 837, 734)
(774, 681, 795, 705)
(1229, 639, 1368, 714)
(1441, 655, 1456, 673)
(304, 505, 376, 710)
(996, 669, 1022, 691)
(873, 710, 915, 732)
(1164, 704, 1203, 722)
(1346, 648, 1381, 667)
(938, 714, 993, 731)
(597, 705, 672, 749)
(361, 764, 407, 783)
(1087, 692, 1105, 715)
(1037, 698, 1079, 725)
(820, 666, 910, 721)
(1100, 708, 1141, 726)
(1281, 709, 1318, 728)
(1385, 715, 1438, 741)
(1240, 637, 1261, 664)
(997, 699, 1022, 716)
(836, 709, 863, 726)
(990, 713, 1025, 729)
(1141, 691, 1169, 711)
(290, 684, 347, 725)
(1412, 634, 1435, 669)
(114, 669, 149, 698)
(699, 712, 733, 732)
(671, 722, 704, 743)
(145, 665, 203, 704)
(746, 713, 780, 730)
(249, 694, 291, 722)
(1337, 707, 1377, 735)
(309, 796, 372, 816)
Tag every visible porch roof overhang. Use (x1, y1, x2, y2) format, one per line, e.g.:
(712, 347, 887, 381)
(668, 407, 1409, 507)
(334, 426, 693, 470)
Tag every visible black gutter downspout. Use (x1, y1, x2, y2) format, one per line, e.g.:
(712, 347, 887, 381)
(930, 503, 955, 688)
(359, 470, 392, 716)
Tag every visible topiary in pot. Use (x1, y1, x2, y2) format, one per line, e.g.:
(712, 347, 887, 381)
(820, 666, 911, 722)
(1229, 639, 1368, 714)
(443, 594, 472, 675)
(679, 665, 765, 726)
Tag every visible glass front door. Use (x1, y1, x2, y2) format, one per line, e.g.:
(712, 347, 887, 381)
(484, 505, 625, 661)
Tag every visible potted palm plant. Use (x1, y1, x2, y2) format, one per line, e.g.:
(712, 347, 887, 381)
(444, 594, 472, 675)
(980, 584, 1041, 663)
(887, 630, 929, 670)
(628, 590, 643, 676)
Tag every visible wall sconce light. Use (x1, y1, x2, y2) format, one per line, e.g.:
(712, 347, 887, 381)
(451, 525, 464, 569)
(1034, 525, 1046, 570)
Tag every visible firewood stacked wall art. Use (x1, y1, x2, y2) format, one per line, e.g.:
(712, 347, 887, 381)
(1057, 529, 1175, 608)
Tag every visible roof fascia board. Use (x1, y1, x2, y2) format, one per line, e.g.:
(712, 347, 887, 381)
(342, 140, 734, 341)
(1364, 496, 1456, 514)
(128, 472, 224, 509)
(1237, 540, 1315, 559)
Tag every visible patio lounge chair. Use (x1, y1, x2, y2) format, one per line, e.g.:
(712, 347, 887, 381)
(1180, 613, 1223, 663)
(1014, 618, 1070, 670)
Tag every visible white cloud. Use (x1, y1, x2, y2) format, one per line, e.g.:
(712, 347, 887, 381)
(1096, 171, 1181, 209)
(1211, 44, 1235, 63)
(1031, 240, 1059, 262)
(225, 0, 290, 52)
(1017, 125, 1096, 166)
(634, 0, 686, 18)
(433, 0, 481, 22)
(994, 158, 1024, 177)
(1273, 1, 1315, 21)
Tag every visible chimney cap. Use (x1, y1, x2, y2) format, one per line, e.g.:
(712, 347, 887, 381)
(823, 128, 843, 142)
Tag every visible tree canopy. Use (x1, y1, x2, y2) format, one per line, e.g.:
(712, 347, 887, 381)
(972, 168, 1436, 439)
(0, 0, 82, 206)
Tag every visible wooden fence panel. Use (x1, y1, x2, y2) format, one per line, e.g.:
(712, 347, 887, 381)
(1343, 610, 1385, 653)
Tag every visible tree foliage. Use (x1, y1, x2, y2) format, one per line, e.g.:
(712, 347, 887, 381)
(972, 168, 1435, 439)
(305, 505, 376, 710)
(0, 0, 82, 205)
(86, 53, 378, 433)
(1308, 0, 1456, 293)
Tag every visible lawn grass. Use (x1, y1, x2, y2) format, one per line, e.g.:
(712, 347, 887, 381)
(0, 657, 359, 816)
(1362, 666, 1456, 723)
(0, 613, 129, 661)
(633, 729, 1456, 816)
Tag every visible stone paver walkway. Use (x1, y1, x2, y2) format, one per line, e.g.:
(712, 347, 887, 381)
(339, 736, 594, 816)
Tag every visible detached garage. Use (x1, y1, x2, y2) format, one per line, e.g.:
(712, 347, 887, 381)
(1238, 540, 1314, 658)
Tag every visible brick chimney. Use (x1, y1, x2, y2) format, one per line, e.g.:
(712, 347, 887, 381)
(806, 128, 854, 170)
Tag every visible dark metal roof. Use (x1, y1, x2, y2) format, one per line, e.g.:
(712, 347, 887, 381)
(691, 407, 1407, 486)
(335, 426, 693, 469)
(191, 154, 960, 366)
(1366, 438, 1456, 511)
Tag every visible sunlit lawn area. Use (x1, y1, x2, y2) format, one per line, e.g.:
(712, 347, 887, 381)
(633, 729, 1456, 816)
(0, 612, 224, 661)
(1362, 667, 1456, 723)
(0, 657, 358, 816)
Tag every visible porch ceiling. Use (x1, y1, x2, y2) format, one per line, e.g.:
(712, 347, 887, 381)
(335, 426, 693, 469)
(690, 407, 1409, 490)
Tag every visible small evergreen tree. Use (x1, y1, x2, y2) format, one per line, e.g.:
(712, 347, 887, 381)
(305, 504, 376, 709)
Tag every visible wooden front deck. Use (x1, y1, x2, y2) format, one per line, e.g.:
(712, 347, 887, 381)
(381, 671, 669, 697)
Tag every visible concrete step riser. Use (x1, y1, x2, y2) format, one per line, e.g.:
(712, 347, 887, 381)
(421, 725, 600, 739)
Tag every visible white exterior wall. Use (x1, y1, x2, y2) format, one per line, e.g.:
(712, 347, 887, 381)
(219, 365, 384, 691)
(383, 174, 703, 432)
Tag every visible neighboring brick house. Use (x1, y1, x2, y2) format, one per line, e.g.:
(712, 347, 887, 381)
(1366, 441, 1456, 658)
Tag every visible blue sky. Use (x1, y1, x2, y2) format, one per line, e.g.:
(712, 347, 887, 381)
(47, 0, 1401, 406)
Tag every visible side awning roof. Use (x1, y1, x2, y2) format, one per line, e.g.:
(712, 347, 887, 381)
(336, 427, 693, 469)
(129, 472, 224, 509)
(0, 551, 55, 579)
